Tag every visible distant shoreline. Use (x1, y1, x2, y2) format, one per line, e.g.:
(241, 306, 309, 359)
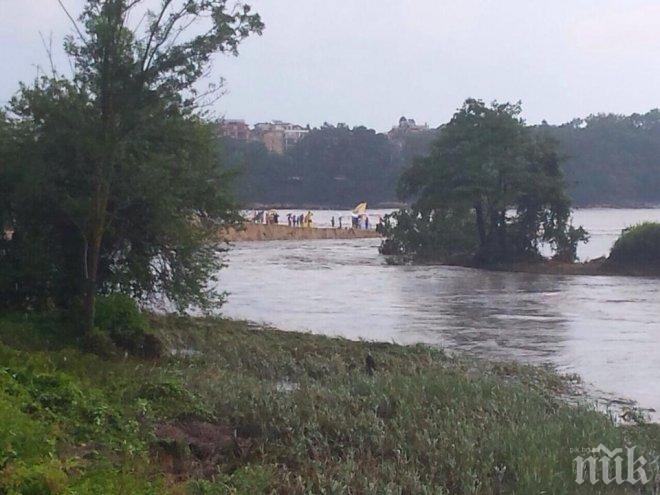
(221, 223, 382, 242)
(398, 256, 660, 278)
(243, 202, 405, 210)
(242, 202, 660, 211)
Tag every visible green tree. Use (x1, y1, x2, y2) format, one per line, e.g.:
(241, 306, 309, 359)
(546, 110, 660, 206)
(289, 124, 399, 205)
(385, 99, 587, 263)
(222, 123, 402, 207)
(0, 0, 263, 332)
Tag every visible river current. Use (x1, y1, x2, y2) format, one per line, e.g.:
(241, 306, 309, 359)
(217, 208, 660, 419)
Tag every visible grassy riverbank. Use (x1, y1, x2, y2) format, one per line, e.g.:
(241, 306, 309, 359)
(0, 313, 657, 494)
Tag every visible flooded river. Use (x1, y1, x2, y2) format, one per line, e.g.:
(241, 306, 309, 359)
(218, 208, 660, 419)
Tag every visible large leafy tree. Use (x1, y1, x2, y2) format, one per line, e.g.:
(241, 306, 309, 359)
(384, 99, 587, 263)
(288, 124, 399, 205)
(0, 0, 263, 332)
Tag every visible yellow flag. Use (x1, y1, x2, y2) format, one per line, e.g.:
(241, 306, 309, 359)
(352, 202, 367, 215)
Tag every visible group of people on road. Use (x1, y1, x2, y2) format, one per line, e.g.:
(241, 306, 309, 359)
(352, 215, 370, 230)
(253, 210, 280, 224)
(286, 212, 314, 228)
(252, 210, 314, 227)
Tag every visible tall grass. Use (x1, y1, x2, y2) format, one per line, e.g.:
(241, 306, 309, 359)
(155, 316, 660, 494)
(0, 312, 657, 493)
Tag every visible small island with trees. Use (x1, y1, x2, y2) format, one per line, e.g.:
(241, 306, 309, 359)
(378, 99, 660, 278)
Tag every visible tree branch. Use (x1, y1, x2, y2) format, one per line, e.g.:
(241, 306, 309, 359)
(143, 1, 195, 74)
(56, 0, 87, 43)
(38, 31, 57, 77)
(140, 0, 175, 72)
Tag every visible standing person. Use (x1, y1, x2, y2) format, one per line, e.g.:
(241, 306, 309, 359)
(331, 216, 335, 228)
(365, 216, 370, 230)
(287, 213, 292, 227)
(274, 212, 279, 224)
(339, 216, 342, 228)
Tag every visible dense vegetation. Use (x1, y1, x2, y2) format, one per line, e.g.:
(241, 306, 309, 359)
(223, 123, 405, 207)
(608, 222, 660, 273)
(0, 0, 262, 334)
(225, 110, 660, 209)
(380, 99, 588, 264)
(547, 110, 660, 206)
(0, 313, 657, 494)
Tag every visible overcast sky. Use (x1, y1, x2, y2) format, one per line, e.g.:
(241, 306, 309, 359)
(1, 0, 660, 131)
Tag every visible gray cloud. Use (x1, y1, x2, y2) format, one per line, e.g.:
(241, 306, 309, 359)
(2, 0, 659, 131)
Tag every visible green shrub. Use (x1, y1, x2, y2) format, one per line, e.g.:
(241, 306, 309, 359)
(0, 341, 157, 494)
(379, 208, 477, 261)
(94, 295, 161, 357)
(187, 465, 274, 495)
(1, 460, 68, 495)
(137, 379, 212, 421)
(69, 467, 166, 495)
(82, 327, 119, 358)
(608, 222, 660, 269)
(0, 393, 50, 466)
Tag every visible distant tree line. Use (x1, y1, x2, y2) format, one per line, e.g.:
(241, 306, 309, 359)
(224, 109, 660, 208)
(222, 123, 417, 207)
(541, 110, 660, 206)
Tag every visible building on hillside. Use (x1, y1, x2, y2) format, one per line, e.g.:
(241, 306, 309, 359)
(252, 120, 309, 154)
(219, 119, 251, 141)
(261, 128, 286, 154)
(283, 124, 309, 150)
(387, 116, 430, 142)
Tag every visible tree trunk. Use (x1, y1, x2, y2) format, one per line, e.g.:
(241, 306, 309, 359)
(498, 209, 507, 259)
(82, 242, 99, 335)
(82, 186, 108, 335)
(486, 208, 501, 260)
(475, 201, 487, 247)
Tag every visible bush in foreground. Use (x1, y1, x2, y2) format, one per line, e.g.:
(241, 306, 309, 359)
(93, 294, 162, 358)
(609, 222, 660, 272)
